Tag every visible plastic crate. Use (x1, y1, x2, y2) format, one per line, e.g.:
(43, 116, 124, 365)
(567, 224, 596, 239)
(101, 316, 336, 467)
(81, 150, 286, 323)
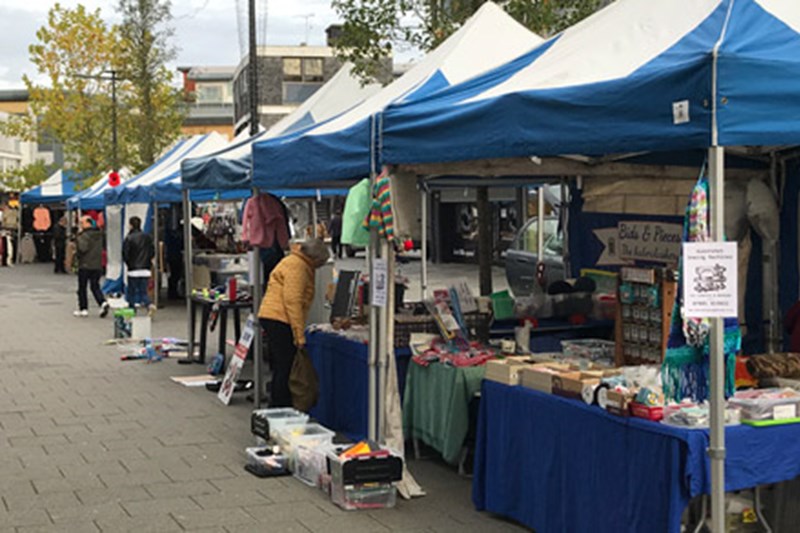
(275, 423, 335, 459)
(253, 408, 309, 438)
(245, 446, 289, 477)
(293, 443, 331, 488)
(327, 449, 403, 486)
(330, 482, 397, 511)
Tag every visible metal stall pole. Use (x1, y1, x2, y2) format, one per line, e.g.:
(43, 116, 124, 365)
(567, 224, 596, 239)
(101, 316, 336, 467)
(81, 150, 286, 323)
(708, 146, 727, 533)
(379, 239, 393, 439)
(153, 202, 160, 310)
(311, 199, 318, 238)
(537, 186, 545, 261)
(367, 115, 380, 441)
(16, 204, 23, 263)
(251, 189, 264, 409)
(561, 178, 571, 277)
(181, 191, 194, 364)
(420, 184, 428, 300)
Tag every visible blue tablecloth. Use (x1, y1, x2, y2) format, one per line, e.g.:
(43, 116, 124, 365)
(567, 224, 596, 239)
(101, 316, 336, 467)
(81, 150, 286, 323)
(305, 331, 411, 441)
(474, 380, 800, 533)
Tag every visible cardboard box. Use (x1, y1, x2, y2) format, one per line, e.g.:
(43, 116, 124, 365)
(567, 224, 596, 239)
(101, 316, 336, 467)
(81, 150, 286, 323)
(520, 364, 572, 394)
(484, 357, 535, 386)
(630, 402, 663, 421)
(604, 389, 634, 417)
(552, 372, 600, 401)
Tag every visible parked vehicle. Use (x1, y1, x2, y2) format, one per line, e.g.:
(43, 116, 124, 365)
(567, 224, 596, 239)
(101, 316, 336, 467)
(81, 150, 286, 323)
(505, 216, 566, 297)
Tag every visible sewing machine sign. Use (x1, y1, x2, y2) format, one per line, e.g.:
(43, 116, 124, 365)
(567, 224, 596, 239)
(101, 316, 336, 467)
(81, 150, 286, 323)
(682, 242, 738, 318)
(594, 221, 682, 265)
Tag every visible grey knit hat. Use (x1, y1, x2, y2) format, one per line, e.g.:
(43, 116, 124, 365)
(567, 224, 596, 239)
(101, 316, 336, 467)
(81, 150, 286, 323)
(299, 238, 330, 267)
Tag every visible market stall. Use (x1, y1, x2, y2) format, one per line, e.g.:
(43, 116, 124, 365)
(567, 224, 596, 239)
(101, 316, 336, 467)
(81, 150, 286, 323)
(250, 4, 544, 462)
(377, 0, 800, 529)
(17, 169, 81, 264)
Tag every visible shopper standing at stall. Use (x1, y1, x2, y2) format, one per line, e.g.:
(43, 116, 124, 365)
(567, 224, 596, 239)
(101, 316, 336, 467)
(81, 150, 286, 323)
(53, 216, 67, 274)
(74, 216, 109, 318)
(258, 239, 329, 408)
(122, 216, 155, 314)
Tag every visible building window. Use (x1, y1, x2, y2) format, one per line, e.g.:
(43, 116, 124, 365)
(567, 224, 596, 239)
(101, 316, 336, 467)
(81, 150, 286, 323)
(283, 58, 302, 82)
(283, 82, 323, 104)
(196, 84, 224, 104)
(283, 57, 324, 83)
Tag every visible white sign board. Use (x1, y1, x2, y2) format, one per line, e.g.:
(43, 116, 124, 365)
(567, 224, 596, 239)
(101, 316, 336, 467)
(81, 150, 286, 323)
(371, 258, 388, 308)
(682, 242, 738, 318)
(218, 314, 256, 405)
(594, 221, 682, 266)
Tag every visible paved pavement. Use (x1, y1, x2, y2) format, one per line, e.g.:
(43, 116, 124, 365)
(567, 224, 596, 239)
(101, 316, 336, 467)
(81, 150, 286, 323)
(0, 264, 526, 533)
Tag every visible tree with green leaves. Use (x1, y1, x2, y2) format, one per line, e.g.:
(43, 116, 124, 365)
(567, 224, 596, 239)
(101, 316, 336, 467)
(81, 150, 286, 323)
(0, 3, 120, 185)
(332, 0, 604, 83)
(0, 160, 53, 192)
(0, 1, 183, 190)
(116, 0, 183, 170)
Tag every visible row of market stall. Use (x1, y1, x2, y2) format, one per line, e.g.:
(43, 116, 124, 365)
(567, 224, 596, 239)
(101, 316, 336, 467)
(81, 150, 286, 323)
(7, 0, 800, 529)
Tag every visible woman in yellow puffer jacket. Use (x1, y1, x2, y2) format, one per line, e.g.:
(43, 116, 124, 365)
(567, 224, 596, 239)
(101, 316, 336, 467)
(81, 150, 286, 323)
(258, 238, 330, 407)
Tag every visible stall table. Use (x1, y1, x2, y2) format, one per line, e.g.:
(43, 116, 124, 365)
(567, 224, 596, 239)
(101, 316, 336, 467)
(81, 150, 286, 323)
(403, 361, 485, 465)
(305, 331, 411, 441)
(474, 380, 800, 533)
(187, 295, 252, 364)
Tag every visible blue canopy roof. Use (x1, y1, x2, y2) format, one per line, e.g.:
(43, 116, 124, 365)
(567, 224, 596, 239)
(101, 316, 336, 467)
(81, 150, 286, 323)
(381, 0, 800, 165)
(250, 2, 543, 188)
(20, 169, 81, 205)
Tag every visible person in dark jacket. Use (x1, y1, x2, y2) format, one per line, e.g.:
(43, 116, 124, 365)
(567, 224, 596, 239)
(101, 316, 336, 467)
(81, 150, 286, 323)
(328, 210, 343, 259)
(122, 216, 155, 313)
(75, 215, 108, 318)
(53, 216, 67, 273)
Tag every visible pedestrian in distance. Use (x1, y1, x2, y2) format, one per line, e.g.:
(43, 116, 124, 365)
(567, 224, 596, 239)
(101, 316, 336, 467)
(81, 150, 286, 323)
(53, 216, 67, 274)
(74, 216, 109, 318)
(328, 210, 343, 259)
(122, 216, 156, 316)
(258, 239, 330, 408)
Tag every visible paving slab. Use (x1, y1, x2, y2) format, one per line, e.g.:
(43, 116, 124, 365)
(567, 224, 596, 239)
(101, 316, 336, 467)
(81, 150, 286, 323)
(0, 264, 526, 533)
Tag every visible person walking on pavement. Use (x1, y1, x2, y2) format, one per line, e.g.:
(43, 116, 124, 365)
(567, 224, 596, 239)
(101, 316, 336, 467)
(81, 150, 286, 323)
(258, 239, 330, 407)
(53, 216, 67, 273)
(328, 210, 343, 259)
(75, 216, 109, 318)
(122, 216, 155, 315)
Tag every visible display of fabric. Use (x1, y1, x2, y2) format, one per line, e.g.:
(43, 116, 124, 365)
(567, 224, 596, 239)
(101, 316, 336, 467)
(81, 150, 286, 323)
(363, 170, 395, 241)
(32, 205, 51, 232)
(341, 178, 371, 247)
(241, 194, 289, 250)
(663, 173, 741, 402)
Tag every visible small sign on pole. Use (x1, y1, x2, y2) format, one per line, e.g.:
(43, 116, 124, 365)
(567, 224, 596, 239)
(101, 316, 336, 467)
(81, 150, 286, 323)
(682, 242, 738, 318)
(372, 258, 388, 308)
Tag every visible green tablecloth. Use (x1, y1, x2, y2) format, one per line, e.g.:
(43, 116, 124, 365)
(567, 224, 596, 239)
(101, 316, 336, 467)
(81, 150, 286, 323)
(402, 362, 485, 464)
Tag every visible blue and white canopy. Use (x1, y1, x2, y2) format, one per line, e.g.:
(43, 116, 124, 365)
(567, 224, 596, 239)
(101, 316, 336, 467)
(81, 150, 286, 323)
(20, 169, 81, 205)
(66, 169, 131, 210)
(382, 0, 800, 165)
(104, 133, 228, 205)
(181, 62, 383, 192)
(251, 1, 543, 188)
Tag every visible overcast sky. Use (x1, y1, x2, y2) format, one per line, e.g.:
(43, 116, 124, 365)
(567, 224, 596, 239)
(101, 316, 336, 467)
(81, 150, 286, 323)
(0, 0, 341, 89)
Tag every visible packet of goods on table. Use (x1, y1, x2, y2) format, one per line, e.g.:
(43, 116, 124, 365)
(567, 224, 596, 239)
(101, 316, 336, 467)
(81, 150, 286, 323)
(728, 387, 800, 421)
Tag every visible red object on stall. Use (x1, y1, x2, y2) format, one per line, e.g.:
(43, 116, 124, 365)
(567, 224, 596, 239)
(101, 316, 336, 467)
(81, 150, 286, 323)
(108, 171, 121, 187)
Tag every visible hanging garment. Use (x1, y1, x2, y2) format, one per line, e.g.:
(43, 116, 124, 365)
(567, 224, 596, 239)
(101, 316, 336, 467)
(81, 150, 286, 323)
(242, 194, 289, 249)
(341, 178, 371, 247)
(33, 206, 52, 232)
(363, 170, 395, 242)
(662, 173, 741, 402)
(3, 207, 18, 229)
(19, 234, 36, 264)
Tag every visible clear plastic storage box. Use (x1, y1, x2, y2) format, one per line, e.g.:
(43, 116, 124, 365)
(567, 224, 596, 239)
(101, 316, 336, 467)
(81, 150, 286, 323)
(275, 423, 335, 458)
(253, 407, 310, 438)
(330, 482, 397, 511)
